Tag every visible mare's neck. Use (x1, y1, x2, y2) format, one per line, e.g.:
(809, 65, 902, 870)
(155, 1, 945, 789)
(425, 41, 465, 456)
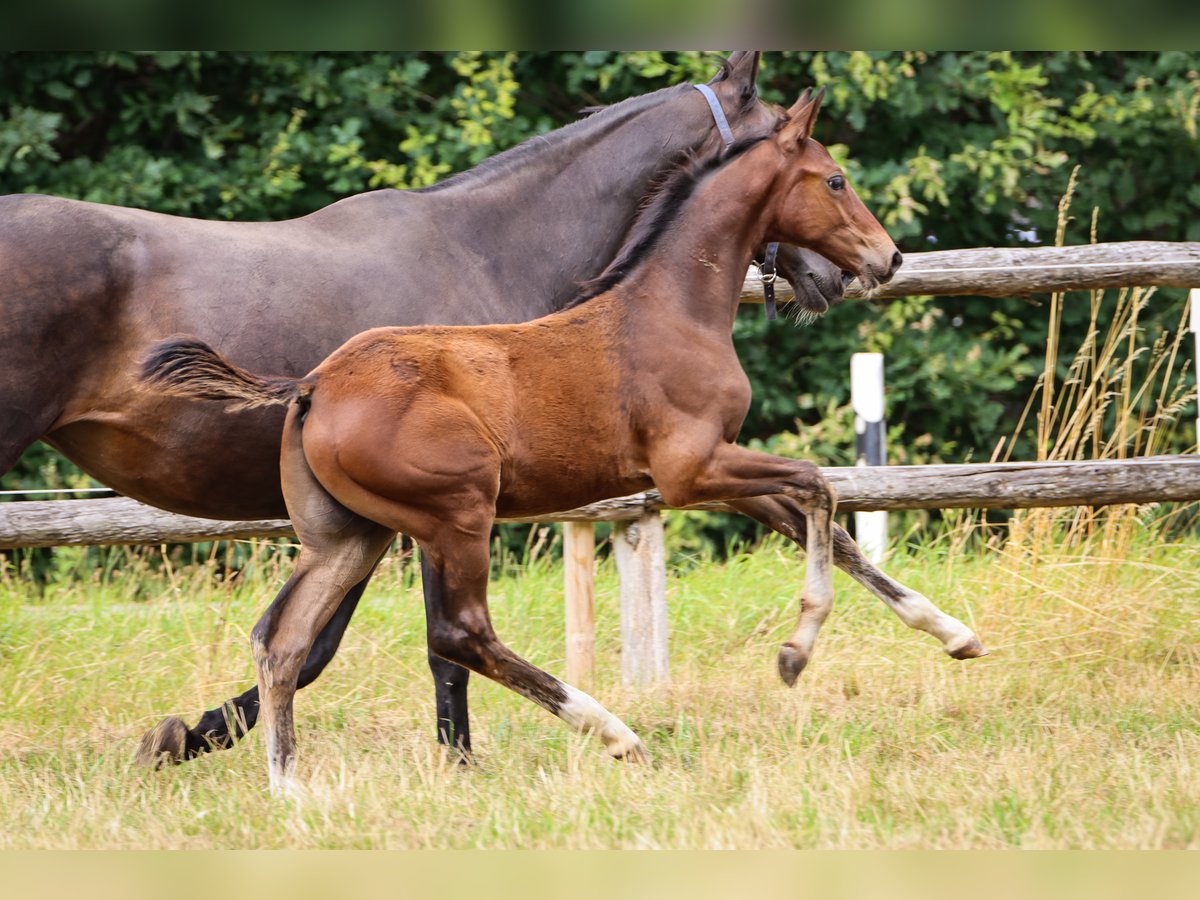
(434, 86, 725, 314)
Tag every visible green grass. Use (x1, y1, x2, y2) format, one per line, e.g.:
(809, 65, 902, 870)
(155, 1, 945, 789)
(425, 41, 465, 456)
(1, 526, 1198, 849)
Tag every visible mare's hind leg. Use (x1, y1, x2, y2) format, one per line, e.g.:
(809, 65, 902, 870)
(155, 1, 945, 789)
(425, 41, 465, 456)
(424, 549, 472, 757)
(0, 407, 61, 481)
(421, 531, 646, 763)
(727, 495, 985, 660)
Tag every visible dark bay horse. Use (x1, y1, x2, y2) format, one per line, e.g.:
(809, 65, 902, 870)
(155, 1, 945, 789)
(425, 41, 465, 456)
(143, 88, 983, 792)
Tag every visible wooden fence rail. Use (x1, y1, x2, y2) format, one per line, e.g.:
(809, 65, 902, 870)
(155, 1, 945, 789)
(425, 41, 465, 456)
(4, 455, 1198, 550)
(741, 241, 1200, 303)
(4, 455, 1199, 689)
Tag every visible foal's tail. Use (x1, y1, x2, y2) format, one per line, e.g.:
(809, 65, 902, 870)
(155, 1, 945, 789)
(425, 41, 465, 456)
(141, 338, 314, 412)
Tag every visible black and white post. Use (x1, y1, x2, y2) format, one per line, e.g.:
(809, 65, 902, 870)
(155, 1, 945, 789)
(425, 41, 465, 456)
(1192, 289, 1200, 451)
(851, 352, 888, 562)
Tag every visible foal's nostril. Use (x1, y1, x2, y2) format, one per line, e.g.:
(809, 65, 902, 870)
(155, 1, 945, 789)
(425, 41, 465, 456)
(889, 251, 903, 279)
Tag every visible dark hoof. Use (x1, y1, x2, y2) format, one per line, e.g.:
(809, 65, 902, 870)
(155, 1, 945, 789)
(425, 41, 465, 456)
(613, 739, 651, 764)
(136, 716, 189, 769)
(777, 643, 809, 687)
(947, 637, 988, 660)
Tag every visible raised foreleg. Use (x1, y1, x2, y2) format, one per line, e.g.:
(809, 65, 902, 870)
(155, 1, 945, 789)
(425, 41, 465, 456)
(727, 495, 986, 661)
(654, 443, 838, 684)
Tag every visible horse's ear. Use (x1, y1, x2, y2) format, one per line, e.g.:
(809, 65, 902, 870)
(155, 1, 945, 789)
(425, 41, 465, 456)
(780, 86, 825, 149)
(709, 51, 761, 93)
(786, 87, 814, 116)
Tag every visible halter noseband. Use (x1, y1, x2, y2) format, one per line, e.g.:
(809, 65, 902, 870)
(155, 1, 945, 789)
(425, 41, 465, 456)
(693, 83, 779, 321)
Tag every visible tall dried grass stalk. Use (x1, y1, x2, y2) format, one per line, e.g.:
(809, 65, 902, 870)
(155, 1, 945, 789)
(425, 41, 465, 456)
(1003, 171, 1196, 559)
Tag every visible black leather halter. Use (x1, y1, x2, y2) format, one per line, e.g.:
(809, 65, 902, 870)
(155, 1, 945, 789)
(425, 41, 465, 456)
(693, 83, 779, 321)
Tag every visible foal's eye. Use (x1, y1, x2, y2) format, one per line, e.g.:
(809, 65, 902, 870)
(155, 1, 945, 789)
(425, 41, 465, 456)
(827, 175, 846, 191)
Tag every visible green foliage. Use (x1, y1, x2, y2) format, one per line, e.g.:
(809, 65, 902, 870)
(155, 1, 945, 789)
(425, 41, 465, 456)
(0, 52, 547, 217)
(1, 52, 1198, 556)
(783, 51, 1200, 246)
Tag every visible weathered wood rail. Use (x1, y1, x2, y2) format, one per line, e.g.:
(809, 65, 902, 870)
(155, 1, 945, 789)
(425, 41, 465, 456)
(742, 241, 1200, 302)
(4, 456, 1198, 549)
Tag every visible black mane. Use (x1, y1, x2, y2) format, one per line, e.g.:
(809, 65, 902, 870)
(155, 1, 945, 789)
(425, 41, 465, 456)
(566, 132, 775, 307)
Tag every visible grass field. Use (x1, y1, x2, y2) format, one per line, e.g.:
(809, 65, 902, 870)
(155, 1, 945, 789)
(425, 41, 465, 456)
(1, 515, 1198, 849)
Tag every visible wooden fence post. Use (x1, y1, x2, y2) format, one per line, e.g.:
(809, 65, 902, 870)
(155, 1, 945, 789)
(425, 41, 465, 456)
(614, 510, 669, 687)
(562, 521, 596, 690)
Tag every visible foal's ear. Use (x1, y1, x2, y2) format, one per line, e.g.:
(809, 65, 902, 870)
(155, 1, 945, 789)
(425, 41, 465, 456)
(780, 86, 826, 150)
(709, 51, 761, 96)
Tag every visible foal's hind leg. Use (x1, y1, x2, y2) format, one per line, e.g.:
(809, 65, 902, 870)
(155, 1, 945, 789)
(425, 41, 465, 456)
(421, 532, 646, 762)
(727, 496, 986, 660)
(138, 407, 393, 769)
(253, 525, 395, 795)
(138, 570, 381, 765)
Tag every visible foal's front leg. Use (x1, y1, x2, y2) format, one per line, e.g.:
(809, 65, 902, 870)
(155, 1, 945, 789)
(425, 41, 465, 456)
(776, 493, 835, 685)
(655, 443, 838, 684)
(727, 495, 986, 661)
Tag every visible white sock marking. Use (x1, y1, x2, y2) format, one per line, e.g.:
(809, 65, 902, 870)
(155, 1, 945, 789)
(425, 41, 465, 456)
(558, 684, 644, 758)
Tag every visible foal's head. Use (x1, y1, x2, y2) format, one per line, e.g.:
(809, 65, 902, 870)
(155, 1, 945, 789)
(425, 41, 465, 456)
(708, 56, 855, 313)
(762, 88, 902, 292)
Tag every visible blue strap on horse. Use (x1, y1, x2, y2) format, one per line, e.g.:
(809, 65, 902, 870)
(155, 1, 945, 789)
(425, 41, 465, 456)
(693, 83, 779, 321)
(758, 241, 779, 320)
(693, 82, 735, 147)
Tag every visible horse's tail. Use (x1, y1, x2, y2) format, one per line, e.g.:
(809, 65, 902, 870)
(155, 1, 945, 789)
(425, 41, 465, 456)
(141, 337, 314, 412)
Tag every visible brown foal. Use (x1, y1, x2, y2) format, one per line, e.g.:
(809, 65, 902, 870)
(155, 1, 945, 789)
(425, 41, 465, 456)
(143, 89, 982, 793)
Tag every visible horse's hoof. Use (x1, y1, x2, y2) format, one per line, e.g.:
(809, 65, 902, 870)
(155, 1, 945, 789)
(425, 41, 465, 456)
(136, 716, 189, 768)
(947, 637, 988, 660)
(614, 739, 651, 764)
(777, 643, 809, 687)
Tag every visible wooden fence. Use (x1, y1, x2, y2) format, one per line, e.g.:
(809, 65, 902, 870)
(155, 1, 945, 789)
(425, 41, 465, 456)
(3, 241, 1200, 687)
(5, 455, 1200, 686)
(5, 456, 1200, 550)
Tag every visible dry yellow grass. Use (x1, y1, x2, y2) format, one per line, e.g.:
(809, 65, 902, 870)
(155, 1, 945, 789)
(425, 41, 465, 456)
(1, 527, 1197, 849)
